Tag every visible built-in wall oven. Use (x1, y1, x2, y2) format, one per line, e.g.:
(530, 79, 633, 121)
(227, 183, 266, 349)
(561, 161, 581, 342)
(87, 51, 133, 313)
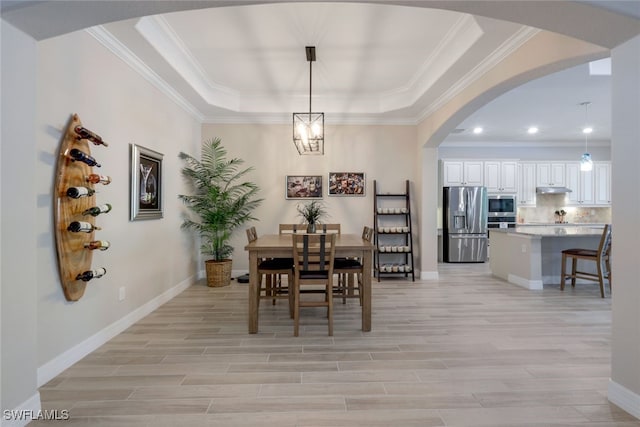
(487, 194, 517, 228)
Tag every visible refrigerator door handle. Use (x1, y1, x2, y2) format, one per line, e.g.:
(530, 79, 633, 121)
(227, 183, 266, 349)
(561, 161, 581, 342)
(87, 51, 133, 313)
(450, 234, 487, 239)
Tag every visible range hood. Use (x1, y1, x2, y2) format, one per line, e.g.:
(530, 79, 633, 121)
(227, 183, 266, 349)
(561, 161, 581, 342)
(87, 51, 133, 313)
(536, 186, 572, 194)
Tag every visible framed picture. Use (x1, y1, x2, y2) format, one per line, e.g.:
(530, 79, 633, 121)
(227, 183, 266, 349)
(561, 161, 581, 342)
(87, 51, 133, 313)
(328, 172, 366, 196)
(130, 144, 163, 220)
(285, 175, 323, 199)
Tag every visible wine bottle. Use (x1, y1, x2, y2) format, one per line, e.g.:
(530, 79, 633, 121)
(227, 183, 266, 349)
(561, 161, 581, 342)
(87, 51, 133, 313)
(74, 126, 109, 147)
(82, 204, 112, 217)
(75, 267, 107, 282)
(85, 174, 111, 185)
(66, 186, 96, 199)
(67, 221, 101, 233)
(84, 240, 110, 251)
(69, 148, 101, 167)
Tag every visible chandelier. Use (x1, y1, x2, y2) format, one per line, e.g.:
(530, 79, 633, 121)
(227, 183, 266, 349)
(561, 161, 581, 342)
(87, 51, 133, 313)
(293, 46, 324, 155)
(580, 101, 593, 172)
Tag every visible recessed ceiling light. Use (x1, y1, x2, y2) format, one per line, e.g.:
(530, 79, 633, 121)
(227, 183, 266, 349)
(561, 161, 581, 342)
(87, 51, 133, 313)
(527, 127, 539, 134)
(473, 127, 483, 134)
(583, 127, 593, 134)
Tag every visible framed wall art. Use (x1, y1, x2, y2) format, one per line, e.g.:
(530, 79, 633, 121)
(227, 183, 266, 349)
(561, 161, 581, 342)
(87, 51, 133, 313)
(285, 175, 323, 199)
(130, 143, 163, 220)
(328, 172, 365, 196)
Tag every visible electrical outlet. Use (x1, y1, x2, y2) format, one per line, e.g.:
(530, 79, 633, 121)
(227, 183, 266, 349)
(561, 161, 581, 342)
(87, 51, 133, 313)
(521, 244, 527, 253)
(118, 286, 126, 301)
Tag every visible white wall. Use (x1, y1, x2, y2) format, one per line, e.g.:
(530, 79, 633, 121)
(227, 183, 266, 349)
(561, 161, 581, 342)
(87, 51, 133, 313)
(1, 20, 39, 414)
(609, 34, 640, 417)
(201, 123, 420, 273)
(32, 29, 201, 382)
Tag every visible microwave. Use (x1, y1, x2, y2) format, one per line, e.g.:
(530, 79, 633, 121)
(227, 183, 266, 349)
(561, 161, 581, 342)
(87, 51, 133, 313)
(487, 194, 516, 217)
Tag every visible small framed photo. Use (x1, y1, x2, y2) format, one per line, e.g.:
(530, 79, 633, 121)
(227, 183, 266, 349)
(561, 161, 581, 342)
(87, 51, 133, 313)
(130, 144, 163, 220)
(328, 172, 366, 196)
(286, 175, 323, 199)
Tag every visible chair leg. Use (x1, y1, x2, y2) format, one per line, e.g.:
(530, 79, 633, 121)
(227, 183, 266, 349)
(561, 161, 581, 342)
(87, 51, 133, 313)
(597, 260, 605, 298)
(293, 279, 300, 337)
(560, 253, 567, 290)
(605, 257, 612, 292)
(327, 280, 333, 337)
(570, 258, 578, 287)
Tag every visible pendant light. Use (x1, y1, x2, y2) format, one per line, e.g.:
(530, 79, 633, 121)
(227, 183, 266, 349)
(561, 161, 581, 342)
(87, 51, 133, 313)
(580, 101, 593, 172)
(293, 46, 324, 155)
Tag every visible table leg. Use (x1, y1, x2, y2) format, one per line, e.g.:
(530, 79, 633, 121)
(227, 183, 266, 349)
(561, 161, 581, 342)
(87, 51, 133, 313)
(361, 249, 372, 332)
(248, 251, 259, 333)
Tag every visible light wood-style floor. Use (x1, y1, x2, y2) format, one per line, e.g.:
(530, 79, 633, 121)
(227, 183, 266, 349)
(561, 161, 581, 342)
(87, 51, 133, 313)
(33, 263, 638, 426)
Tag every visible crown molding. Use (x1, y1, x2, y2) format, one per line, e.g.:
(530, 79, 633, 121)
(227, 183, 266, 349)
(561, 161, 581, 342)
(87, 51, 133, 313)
(85, 26, 205, 121)
(417, 26, 540, 122)
(135, 16, 239, 110)
(440, 139, 610, 148)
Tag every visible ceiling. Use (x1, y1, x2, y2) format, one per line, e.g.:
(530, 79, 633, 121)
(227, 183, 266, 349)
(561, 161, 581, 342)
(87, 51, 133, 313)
(5, 1, 640, 145)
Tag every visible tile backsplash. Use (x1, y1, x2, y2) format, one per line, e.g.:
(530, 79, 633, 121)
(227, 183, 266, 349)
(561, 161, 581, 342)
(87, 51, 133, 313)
(517, 194, 611, 224)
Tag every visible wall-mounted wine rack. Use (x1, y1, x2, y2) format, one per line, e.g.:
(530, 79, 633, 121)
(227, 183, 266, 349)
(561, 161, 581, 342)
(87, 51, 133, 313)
(54, 114, 110, 301)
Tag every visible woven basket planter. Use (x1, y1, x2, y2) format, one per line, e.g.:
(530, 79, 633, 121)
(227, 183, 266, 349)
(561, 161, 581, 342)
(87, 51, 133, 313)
(205, 259, 232, 287)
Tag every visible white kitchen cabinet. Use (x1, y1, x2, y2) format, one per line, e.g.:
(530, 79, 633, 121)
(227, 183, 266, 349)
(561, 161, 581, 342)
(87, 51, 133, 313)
(536, 162, 566, 187)
(485, 161, 518, 193)
(594, 162, 611, 205)
(565, 162, 595, 205)
(518, 162, 536, 206)
(442, 160, 483, 186)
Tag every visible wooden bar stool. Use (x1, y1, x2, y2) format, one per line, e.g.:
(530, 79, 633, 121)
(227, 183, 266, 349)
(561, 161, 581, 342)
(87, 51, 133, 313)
(560, 224, 612, 298)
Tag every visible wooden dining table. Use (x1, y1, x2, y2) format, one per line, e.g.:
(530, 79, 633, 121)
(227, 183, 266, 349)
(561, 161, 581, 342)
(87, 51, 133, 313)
(244, 233, 375, 334)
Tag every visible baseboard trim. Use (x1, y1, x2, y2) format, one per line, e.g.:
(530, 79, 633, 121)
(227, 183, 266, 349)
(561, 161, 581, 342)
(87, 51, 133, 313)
(420, 270, 439, 280)
(36, 275, 195, 387)
(1, 392, 41, 427)
(608, 379, 640, 420)
(508, 273, 543, 290)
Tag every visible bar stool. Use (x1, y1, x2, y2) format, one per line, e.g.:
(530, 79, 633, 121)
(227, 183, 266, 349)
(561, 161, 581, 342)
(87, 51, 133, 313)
(560, 224, 612, 298)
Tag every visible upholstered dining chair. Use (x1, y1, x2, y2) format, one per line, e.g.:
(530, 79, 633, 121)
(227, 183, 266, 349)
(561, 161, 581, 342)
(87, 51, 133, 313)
(291, 233, 337, 336)
(561, 224, 612, 298)
(246, 227, 294, 309)
(334, 226, 373, 305)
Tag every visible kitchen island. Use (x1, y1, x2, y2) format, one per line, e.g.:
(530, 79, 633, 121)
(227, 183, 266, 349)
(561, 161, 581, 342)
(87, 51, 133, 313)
(489, 225, 604, 289)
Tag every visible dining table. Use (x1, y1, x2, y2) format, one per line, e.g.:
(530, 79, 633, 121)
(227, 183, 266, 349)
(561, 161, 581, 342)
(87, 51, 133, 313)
(244, 233, 375, 334)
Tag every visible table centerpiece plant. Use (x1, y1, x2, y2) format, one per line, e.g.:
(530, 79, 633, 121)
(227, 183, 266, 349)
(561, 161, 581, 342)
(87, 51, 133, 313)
(178, 137, 263, 287)
(297, 200, 327, 233)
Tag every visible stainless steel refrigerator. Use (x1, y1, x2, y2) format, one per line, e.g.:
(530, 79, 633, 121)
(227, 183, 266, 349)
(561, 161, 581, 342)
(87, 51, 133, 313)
(443, 186, 488, 263)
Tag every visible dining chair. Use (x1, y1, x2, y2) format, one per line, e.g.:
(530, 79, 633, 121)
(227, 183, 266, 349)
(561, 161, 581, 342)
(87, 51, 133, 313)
(560, 224, 612, 298)
(279, 223, 341, 234)
(291, 233, 337, 336)
(279, 224, 305, 234)
(317, 223, 341, 234)
(334, 226, 373, 305)
(246, 227, 294, 309)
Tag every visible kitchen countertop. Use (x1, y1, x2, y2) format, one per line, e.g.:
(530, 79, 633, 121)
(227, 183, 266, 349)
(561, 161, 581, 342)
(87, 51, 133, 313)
(492, 225, 604, 237)
(520, 222, 607, 226)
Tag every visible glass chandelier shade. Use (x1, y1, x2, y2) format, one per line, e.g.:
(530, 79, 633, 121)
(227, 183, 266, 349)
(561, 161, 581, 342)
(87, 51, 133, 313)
(580, 152, 593, 171)
(579, 101, 593, 172)
(293, 46, 324, 155)
(293, 112, 324, 154)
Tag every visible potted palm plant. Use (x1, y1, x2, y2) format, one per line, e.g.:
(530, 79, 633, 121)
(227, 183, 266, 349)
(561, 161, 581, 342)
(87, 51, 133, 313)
(297, 200, 327, 233)
(178, 137, 262, 287)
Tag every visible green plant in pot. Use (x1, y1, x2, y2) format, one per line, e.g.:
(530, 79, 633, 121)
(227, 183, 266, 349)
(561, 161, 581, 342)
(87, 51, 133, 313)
(178, 137, 262, 287)
(297, 200, 327, 233)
